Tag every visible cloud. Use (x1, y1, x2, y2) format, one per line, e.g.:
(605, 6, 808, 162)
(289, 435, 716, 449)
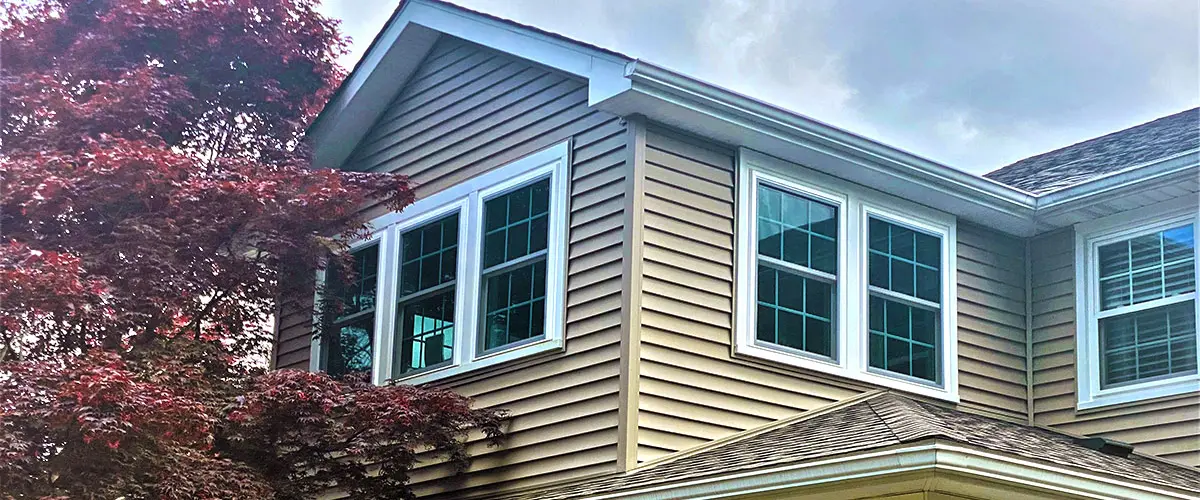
(322, 0, 1199, 174)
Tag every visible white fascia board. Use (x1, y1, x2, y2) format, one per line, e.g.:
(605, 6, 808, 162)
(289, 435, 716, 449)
(306, 0, 631, 170)
(607, 442, 1198, 500)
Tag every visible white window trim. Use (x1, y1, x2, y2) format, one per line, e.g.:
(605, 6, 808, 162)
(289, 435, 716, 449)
(310, 141, 571, 385)
(1074, 197, 1200, 410)
(735, 148, 959, 402)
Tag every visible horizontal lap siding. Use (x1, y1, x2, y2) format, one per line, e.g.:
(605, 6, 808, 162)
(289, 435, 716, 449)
(634, 129, 862, 464)
(287, 36, 628, 497)
(955, 223, 1028, 419)
(1030, 228, 1200, 466)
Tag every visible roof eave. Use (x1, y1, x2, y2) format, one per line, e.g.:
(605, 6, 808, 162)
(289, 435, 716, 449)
(607, 441, 1197, 500)
(595, 61, 1044, 235)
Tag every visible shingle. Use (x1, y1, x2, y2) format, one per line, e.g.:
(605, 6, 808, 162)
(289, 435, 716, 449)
(985, 108, 1200, 194)
(490, 393, 1200, 499)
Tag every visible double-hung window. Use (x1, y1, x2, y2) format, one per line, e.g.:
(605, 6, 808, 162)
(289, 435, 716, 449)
(735, 149, 957, 401)
(311, 142, 569, 385)
(1077, 205, 1199, 409)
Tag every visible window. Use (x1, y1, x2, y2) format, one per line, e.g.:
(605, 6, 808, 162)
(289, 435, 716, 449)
(735, 149, 958, 401)
(1077, 204, 1199, 409)
(309, 142, 570, 385)
(320, 244, 380, 377)
(755, 183, 838, 359)
(394, 214, 458, 375)
(867, 217, 942, 383)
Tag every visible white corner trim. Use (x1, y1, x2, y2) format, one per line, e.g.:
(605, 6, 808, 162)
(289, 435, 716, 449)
(735, 148, 959, 402)
(1074, 199, 1200, 410)
(311, 141, 571, 385)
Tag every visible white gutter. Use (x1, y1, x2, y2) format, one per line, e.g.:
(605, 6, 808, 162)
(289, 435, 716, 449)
(1036, 148, 1200, 210)
(623, 62, 1039, 211)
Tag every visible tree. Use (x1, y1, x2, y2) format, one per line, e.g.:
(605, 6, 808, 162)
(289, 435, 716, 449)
(0, 1, 504, 498)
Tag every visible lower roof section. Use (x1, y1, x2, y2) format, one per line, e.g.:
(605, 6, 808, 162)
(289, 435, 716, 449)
(489, 392, 1200, 500)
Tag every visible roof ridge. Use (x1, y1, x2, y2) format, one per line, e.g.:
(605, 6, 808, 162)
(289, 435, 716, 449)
(627, 390, 888, 473)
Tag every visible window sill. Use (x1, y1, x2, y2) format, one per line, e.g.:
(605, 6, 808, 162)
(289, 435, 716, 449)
(388, 337, 564, 386)
(1077, 374, 1200, 411)
(735, 343, 959, 403)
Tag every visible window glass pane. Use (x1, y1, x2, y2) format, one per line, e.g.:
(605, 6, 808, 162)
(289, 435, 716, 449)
(1101, 301, 1197, 387)
(328, 245, 379, 319)
(483, 259, 547, 351)
(1098, 224, 1195, 311)
(756, 184, 838, 274)
(756, 265, 834, 358)
(399, 214, 458, 297)
(325, 315, 374, 377)
(395, 290, 455, 375)
(483, 178, 551, 269)
(868, 296, 939, 382)
(867, 217, 941, 304)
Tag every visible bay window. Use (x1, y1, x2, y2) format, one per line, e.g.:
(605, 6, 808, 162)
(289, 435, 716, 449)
(310, 142, 569, 385)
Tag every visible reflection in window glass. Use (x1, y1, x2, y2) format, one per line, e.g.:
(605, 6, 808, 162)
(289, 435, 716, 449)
(323, 245, 379, 377)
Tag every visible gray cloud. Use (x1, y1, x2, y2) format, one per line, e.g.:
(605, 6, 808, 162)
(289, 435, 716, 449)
(321, 0, 1199, 173)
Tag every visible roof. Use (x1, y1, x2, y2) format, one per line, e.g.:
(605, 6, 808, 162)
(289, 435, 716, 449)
(493, 392, 1200, 499)
(986, 108, 1200, 194)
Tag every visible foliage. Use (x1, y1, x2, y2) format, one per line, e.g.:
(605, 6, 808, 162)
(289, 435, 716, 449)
(0, 1, 505, 498)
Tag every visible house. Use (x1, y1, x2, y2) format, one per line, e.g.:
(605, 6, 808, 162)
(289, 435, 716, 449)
(274, 0, 1200, 498)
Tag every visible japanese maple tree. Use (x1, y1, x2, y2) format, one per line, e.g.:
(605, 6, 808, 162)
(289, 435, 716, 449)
(0, 1, 503, 498)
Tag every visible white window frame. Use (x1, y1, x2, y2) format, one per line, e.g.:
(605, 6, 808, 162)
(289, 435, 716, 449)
(735, 148, 958, 402)
(1074, 198, 1200, 410)
(310, 141, 571, 385)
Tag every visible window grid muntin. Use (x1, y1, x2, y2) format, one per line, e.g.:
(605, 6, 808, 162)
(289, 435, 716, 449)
(756, 263, 835, 358)
(480, 177, 552, 353)
(395, 289, 456, 375)
(755, 183, 839, 359)
(483, 178, 550, 269)
(399, 214, 459, 298)
(1098, 224, 1195, 311)
(329, 244, 380, 321)
(867, 217, 942, 384)
(1100, 301, 1197, 388)
(482, 259, 547, 352)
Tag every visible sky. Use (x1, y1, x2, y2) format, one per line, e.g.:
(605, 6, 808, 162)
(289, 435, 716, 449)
(318, 0, 1199, 174)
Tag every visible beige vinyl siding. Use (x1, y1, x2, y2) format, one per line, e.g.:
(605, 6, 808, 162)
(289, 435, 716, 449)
(633, 128, 864, 464)
(1029, 228, 1200, 467)
(277, 36, 629, 497)
(955, 223, 1029, 420)
(630, 128, 1037, 463)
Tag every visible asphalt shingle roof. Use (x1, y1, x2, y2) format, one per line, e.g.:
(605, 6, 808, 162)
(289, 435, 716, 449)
(492, 393, 1200, 499)
(985, 108, 1200, 194)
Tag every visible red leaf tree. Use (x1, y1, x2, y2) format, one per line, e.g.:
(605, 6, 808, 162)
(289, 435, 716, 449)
(0, 1, 503, 498)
